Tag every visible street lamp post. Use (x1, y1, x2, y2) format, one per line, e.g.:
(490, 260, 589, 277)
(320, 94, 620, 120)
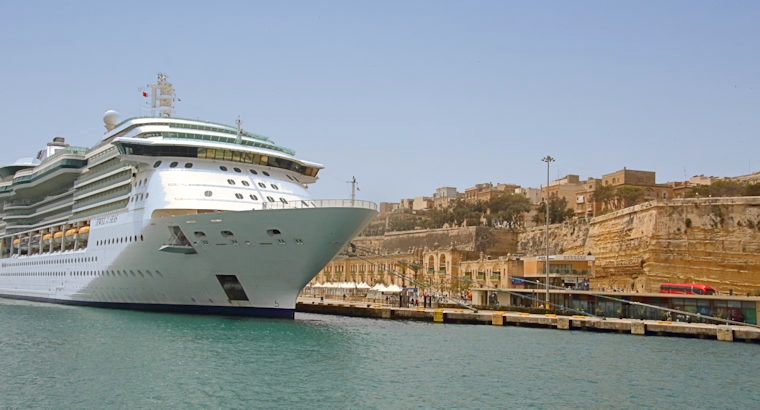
(542, 155, 555, 311)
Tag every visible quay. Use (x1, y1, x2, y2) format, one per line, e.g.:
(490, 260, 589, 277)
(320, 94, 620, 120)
(296, 298, 760, 343)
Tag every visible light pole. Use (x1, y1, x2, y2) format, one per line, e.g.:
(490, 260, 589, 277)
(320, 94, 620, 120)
(542, 155, 555, 311)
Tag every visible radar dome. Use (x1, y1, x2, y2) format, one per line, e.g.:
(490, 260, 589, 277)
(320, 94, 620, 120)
(103, 110, 119, 131)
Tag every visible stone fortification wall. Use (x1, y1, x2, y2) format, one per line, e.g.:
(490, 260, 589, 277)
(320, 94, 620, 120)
(354, 226, 518, 258)
(518, 197, 760, 294)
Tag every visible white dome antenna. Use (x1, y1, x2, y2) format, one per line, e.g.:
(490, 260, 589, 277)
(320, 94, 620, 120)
(103, 110, 119, 132)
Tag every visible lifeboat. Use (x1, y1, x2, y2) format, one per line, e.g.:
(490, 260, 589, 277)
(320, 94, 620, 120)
(78, 225, 90, 240)
(30, 234, 41, 250)
(43, 233, 53, 241)
(53, 231, 63, 244)
(18, 236, 29, 251)
(64, 228, 78, 238)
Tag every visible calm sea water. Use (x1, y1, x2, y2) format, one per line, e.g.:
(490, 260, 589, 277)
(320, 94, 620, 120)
(0, 298, 757, 410)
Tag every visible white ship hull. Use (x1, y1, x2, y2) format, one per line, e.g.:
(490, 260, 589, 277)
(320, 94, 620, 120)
(0, 74, 378, 318)
(0, 202, 375, 318)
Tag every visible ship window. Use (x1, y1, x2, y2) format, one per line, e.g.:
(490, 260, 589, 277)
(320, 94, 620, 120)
(204, 191, 213, 197)
(235, 193, 244, 199)
(233, 167, 241, 173)
(220, 166, 228, 171)
(249, 194, 258, 200)
(267, 229, 281, 236)
(271, 184, 279, 190)
(184, 163, 193, 168)
(194, 231, 206, 238)
(301, 201, 309, 207)
(258, 182, 266, 188)
(221, 230, 234, 237)
(279, 198, 288, 204)
(241, 181, 249, 186)
(170, 162, 178, 168)
(249, 169, 258, 175)
(153, 161, 162, 168)
(227, 179, 235, 185)
(263, 171, 270, 176)
(266, 196, 275, 202)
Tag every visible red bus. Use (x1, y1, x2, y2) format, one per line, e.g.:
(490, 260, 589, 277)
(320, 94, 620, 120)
(659, 283, 716, 295)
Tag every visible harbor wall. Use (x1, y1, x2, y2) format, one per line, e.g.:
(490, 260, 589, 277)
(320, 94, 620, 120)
(518, 197, 760, 294)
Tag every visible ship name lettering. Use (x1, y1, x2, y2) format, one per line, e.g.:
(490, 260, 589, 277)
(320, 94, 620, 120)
(93, 215, 118, 226)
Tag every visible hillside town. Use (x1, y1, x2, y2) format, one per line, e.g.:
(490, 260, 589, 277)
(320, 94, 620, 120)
(307, 167, 760, 316)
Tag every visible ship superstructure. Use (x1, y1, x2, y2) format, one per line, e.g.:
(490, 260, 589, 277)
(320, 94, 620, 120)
(0, 74, 377, 317)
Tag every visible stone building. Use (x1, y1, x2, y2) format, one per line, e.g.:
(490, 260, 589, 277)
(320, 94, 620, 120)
(464, 182, 519, 204)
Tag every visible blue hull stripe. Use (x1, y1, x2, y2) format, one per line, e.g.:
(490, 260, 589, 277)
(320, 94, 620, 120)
(0, 294, 295, 319)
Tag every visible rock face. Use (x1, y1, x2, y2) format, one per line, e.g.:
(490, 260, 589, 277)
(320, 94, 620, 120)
(518, 197, 760, 294)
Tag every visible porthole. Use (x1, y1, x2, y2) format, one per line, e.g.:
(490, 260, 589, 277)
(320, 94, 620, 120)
(279, 198, 288, 204)
(267, 229, 281, 236)
(286, 175, 293, 181)
(221, 230, 234, 237)
(170, 161, 178, 168)
(271, 184, 279, 190)
(249, 194, 258, 200)
(249, 169, 258, 175)
(235, 193, 244, 199)
(204, 191, 213, 197)
(241, 180, 250, 186)
(263, 171, 270, 176)
(258, 182, 266, 188)
(233, 167, 241, 173)
(184, 163, 193, 168)
(194, 231, 207, 238)
(227, 179, 236, 185)
(220, 166, 228, 171)
(267, 196, 275, 202)
(153, 161, 162, 168)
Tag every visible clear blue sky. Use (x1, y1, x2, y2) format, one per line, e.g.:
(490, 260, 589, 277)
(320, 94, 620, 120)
(1, 1, 757, 205)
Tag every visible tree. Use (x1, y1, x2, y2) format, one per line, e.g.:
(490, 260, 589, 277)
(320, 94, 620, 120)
(745, 183, 760, 196)
(616, 186, 645, 208)
(532, 195, 574, 224)
(592, 184, 616, 211)
(450, 199, 481, 227)
(685, 185, 710, 198)
(485, 193, 532, 230)
(709, 180, 745, 197)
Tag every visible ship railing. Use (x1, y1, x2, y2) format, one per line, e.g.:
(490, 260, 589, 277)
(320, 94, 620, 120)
(261, 199, 377, 211)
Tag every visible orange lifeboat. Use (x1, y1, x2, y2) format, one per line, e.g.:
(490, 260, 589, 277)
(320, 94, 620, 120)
(64, 228, 78, 237)
(78, 225, 90, 240)
(53, 231, 64, 244)
(43, 233, 53, 241)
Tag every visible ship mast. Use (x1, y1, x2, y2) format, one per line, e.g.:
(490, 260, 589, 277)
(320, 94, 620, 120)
(349, 176, 359, 206)
(149, 73, 176, 118)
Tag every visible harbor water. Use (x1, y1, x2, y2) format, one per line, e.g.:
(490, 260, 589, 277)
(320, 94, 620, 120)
(1, 298, 758, 409)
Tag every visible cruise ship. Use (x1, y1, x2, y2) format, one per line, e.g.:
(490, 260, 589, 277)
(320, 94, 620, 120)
(0, 74, 377, 318)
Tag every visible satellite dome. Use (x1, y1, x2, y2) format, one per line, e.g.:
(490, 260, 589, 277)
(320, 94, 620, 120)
(103, 110, 119, 131)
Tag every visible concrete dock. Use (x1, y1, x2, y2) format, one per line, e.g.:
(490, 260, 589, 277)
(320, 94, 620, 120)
(296, 299, 760, 343)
